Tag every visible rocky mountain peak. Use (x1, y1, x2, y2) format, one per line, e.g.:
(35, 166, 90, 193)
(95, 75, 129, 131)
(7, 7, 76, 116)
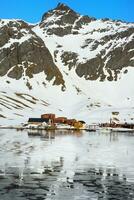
(41, 2, 78, 22)
(55, 3, 74, 12)
(40, 3, 95, 36)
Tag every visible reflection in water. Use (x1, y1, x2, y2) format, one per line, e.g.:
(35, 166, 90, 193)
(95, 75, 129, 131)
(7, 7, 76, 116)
(0, 129, 134, 199)
(28, 129, 83, 139)
(109, 132, 119, 142)
(73, 168, 134, 200)
(98, 131, 119, 142)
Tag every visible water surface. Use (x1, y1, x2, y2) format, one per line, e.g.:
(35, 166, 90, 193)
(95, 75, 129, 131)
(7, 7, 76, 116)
(0, 129, 134, 199)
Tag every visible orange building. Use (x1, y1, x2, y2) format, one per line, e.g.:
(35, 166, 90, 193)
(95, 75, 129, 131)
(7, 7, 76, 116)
(74, 121, 83, 129)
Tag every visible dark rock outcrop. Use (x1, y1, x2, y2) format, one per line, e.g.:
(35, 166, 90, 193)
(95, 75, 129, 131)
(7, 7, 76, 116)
(0, 20, 64, 86)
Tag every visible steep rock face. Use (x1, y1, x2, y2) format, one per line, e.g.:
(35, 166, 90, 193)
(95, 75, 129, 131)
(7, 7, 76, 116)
(76, 56, 105, 81)
(40, 3, 95, 36)
(0, 20, 64, 86)
(80, 27, 134, 81)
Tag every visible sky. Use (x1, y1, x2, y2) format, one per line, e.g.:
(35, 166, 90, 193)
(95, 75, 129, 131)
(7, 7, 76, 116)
(0, 0, 133, 23)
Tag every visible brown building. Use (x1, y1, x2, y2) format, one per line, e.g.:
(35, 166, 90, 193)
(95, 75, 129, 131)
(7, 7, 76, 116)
(41, 113, 55, 125)
(66, 119, 77, 126)
(54, 117, 67, 124)
(41, 113, 55, 120)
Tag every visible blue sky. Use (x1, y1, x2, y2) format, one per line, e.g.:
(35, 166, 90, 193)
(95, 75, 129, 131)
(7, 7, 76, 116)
(0, 0, 133, 23)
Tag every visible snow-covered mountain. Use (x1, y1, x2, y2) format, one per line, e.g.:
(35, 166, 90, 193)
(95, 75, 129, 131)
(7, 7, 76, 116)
(0, 3, 134, 125)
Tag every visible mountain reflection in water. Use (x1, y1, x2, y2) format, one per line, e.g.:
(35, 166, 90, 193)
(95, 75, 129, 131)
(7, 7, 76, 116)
(0, 129, 134, 200)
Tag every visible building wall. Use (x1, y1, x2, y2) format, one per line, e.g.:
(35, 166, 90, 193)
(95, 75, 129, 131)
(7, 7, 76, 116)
(66, 119, 77, 126)
(74, 122, 83, 129)
(54, 117, 67, 124)
(28, 122, 42, 125)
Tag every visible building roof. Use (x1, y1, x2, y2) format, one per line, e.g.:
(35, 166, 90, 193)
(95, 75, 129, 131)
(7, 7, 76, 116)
(41, 113, 55, 116)
(79, 120, 86, 124)
(28, 118, 49, 123)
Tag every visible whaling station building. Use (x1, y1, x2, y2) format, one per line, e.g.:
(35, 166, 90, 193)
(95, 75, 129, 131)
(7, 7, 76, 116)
(28, 113, 86, 129)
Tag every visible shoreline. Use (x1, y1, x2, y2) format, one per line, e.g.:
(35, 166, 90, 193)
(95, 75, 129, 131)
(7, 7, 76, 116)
(1, 125, 134, 133)
(0, 126, 96, 132)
